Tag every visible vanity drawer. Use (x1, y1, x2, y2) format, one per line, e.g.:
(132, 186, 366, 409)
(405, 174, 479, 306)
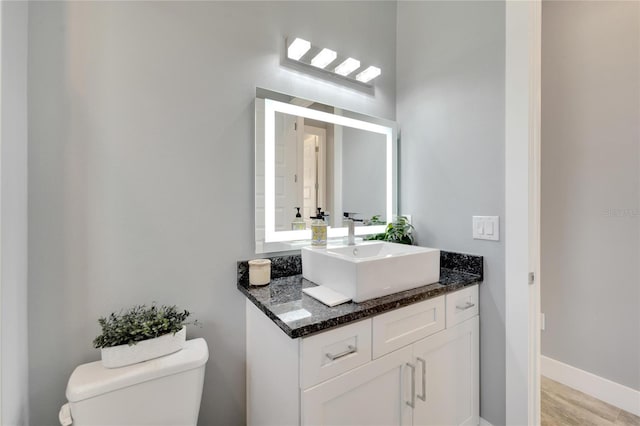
(300, 319, 372, 389)
(446, 285, 479, 327)
(372, 296, 445, 359)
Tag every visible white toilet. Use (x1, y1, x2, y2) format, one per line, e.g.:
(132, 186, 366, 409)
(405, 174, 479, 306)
(59, 338, 208, 426)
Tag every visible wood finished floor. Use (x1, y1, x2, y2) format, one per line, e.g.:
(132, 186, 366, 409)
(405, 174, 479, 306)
(541, 376, 640, 426)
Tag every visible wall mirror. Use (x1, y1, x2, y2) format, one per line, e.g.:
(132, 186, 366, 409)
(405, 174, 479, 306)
(255, 88, 398, 253)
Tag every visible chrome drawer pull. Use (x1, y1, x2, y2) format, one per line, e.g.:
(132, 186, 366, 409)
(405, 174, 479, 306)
(325, 345, 356, 361)
(406, 362, 416, 408)
(417, 357, 426, 401)
(456, 302, 475, 311)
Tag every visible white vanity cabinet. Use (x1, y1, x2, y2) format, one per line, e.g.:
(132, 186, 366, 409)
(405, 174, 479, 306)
(246, 284, 479, 426)
(302, 345, 414, 426)
(412, 315, 479, 426)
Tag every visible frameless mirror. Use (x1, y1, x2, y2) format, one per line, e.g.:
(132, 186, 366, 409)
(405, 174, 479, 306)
(255, 88, 397, 253)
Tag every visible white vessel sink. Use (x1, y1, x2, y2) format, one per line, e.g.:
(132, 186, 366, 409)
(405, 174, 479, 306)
(301, 241, 440, 303)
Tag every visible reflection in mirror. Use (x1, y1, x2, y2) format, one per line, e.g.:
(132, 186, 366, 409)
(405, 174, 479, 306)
(255, 89, 397, 253)
(341, 127, 386, 225)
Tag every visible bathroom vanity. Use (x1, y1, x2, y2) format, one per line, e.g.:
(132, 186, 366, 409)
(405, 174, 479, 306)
(246, 88, 482, 425)
(238, 251, 482, 426)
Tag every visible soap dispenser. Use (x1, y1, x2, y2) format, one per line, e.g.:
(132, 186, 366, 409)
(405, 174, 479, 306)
(311, 207, 327, 247)
(291, 207, 305, 230)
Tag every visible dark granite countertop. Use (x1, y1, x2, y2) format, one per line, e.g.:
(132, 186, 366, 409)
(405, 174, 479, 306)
(237, 250, 483, 339)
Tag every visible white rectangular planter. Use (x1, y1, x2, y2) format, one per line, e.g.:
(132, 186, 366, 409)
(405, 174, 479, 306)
(101, 326, 186, 368)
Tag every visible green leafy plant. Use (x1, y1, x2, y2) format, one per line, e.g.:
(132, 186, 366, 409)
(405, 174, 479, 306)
(368, 215, 387, 226)
(365, 215, 415, 245)
(93, 304, 197, 349)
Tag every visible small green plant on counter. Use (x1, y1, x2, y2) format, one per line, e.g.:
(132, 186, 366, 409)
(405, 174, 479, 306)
(93, 304, 197, 348)
(365, 215, 415, 245)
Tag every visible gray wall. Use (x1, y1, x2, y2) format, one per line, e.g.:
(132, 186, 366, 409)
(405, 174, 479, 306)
(541, 1, 640, 390)
(1, 2, 29, 425)
(396, 2, 506, 425)
(27, 2, 396, 425)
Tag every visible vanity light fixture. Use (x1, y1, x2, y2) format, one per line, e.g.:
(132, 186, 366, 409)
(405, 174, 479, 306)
(334, 58, 361, 76)
(287, 38, 311, 61)
(356, 66, 382, 83)
(311, 48, 337, 69)
(285, 37, 382, 86)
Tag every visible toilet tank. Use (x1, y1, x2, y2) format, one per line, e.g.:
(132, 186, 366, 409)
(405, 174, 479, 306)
(63, 338, 208, 426)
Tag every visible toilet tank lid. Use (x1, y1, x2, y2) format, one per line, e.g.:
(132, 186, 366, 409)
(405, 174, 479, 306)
(66, 338, 208, 403)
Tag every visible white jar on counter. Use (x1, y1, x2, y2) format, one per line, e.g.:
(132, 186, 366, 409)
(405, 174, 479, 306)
(248, 259, 271, 286)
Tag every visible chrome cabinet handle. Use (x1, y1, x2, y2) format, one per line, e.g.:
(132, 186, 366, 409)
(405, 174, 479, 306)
(406, 362, 416, 408)
(325, 345, 356, 361)
(417, 357, 427, 401)
(456, 301, 475, 311)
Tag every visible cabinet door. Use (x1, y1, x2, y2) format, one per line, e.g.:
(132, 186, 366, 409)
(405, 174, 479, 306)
(412, 316, 479, 426)
(302, 345, 413, 426)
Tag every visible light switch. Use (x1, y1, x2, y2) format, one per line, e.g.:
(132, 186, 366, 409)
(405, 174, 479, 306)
(473, 216, 500, 241)
(486, 221, 494, 235)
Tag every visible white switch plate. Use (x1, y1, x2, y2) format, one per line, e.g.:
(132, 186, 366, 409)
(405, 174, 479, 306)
(472, 216, 500, 241)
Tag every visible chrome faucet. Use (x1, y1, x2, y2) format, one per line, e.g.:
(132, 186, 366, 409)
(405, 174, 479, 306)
(346, 218, 356, 246)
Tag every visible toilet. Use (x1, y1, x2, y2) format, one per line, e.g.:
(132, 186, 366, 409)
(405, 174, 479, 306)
(59, 338, 208, 426)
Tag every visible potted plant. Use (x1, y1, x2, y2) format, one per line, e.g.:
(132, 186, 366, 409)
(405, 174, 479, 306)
(93, 304, 197, 368)
(365, 215, 415, 245)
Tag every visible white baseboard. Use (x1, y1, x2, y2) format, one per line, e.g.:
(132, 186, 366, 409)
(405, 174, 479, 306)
(541, 355, 640, 416)
(479, 417, 494, 426)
